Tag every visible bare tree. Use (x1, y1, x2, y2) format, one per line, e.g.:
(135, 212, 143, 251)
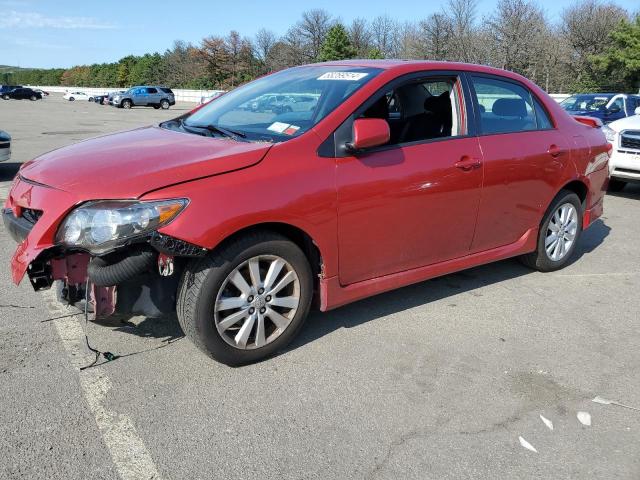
(255, 28, 276, 63)
(349, 18, 372, 57)
(286, 9, 334, 61)
(562, 0, 628, 82)
(417, 13, 454, 60)
(486, 0, 545, 74)
(447, 0, 480, 62)
(371, 14, 399, 57)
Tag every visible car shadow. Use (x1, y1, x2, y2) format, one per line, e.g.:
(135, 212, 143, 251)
(0, 162, 21, 182)
(287, 219, 611, 355)
(606, 183, 640, 199)
(84, 218, 611, 361)
(92, 312, 184, 342)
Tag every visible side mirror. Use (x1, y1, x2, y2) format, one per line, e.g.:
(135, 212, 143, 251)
(346, 118, 390, 153)
(635, 106, 640, 115)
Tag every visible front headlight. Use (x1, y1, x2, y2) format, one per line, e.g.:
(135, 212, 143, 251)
(113, 95, 121, 101)
(55, 199, 187, 253)
(601, 125, 617, 143)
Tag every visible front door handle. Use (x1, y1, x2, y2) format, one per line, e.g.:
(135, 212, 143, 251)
(455, 156, 482, 171)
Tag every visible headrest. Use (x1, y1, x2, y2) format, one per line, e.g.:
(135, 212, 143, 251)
(424, 91, 450, 112)
(493, 98, 527, 118)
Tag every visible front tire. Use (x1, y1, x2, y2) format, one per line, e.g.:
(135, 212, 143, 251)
(122, 99, 132, 109)
(520, 190, 582, 272)
(69, 97, 75, 101)
(607, 178, 626, 192)
(30, 95, 37, 101)
(177, 232, 313, 366)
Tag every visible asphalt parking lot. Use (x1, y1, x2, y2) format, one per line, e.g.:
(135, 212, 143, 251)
(1, 94, 640, 479)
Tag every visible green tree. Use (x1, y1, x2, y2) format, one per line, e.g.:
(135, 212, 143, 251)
(366, 47, 385, 59)
(592, 15, 640, 92)
(318, 24, 357, 61)
(117, 56, 136, 87)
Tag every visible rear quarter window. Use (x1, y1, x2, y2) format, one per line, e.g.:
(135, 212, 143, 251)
(160, 88, 173, 94)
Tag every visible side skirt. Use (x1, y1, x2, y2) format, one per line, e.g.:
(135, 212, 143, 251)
(319, 227, 538, 311)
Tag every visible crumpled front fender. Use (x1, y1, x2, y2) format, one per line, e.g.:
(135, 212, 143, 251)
(5, 176, 77, 284)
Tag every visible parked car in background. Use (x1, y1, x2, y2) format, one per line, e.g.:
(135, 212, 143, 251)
(560, 93, 640, 124)
(63, 91, 91, 102)
(112, 86, 175, 109)
(92, 93, 109, 105)
(3, 61, 610, 365)
(33, 89, 49, 97)
(0, 130, 10, 162)
(0, 85, 22, 95)
(107, 90, 126, 105)
(2, 87, 42, 101)
(601, 108, 640, 191)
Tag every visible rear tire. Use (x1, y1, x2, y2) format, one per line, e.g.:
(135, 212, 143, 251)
(520, 190, 583, 272)
(88, 97, 94, 102)
(2, 94, 9, 100)
(177, 232, 313, 366)
(607, 179, 626, 192)
(160, 99, 170, 109)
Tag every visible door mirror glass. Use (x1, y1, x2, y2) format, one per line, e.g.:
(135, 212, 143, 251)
(348, 118, 390, 152)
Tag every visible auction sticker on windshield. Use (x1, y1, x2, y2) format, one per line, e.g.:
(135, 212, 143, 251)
(317, 72, 368, 81)
(267, 122, 291, 133)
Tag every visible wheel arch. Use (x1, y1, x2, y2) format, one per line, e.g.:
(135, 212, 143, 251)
(213, 222, 324, 306)
(560, 179, 588, 209)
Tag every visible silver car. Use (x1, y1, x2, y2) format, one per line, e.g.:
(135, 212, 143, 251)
(0, 131, 10, 162)
(112, 86, 176, 109)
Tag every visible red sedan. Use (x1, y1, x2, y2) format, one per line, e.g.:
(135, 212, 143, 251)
(3, 61, 609, 365)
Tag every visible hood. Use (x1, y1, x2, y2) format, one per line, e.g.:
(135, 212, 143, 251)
(608, 115, 640, 133)
(20, 126, 271, 199)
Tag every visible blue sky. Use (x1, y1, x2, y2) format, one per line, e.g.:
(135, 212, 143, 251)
(1, 0, 638, 68)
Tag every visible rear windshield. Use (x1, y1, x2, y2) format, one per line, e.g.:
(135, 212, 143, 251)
(180, 65, 381, 142)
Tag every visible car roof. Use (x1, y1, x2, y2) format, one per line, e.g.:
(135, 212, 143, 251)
(304, 59, 539, 83)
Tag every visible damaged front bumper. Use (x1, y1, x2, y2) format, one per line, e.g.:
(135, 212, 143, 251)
(4, 175, 206, 318)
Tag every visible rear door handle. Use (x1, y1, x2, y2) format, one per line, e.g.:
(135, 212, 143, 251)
(548, 144, 566, 158)
(455, 155, 482, 171)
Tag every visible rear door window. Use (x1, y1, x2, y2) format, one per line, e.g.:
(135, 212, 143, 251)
(146, 87, 158, 94)
(470, 76, 537, 134)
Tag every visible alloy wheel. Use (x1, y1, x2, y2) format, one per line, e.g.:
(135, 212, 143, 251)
(545, 202, 578, 262)
(214, 255, 301, 350)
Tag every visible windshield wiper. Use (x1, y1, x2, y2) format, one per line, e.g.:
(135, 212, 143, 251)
(181, 120, 248, 141)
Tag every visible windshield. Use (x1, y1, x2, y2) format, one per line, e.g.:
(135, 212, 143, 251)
(178, 65, 381, 142)
(560, 94, 613, 112)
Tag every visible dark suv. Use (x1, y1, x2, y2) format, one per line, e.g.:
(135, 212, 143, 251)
(1, 87, 42, 101)
(112, 86, 175, 109)
(0, 85, 22, 95)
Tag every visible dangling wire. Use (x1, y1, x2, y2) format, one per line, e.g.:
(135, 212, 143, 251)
(80, 276, 119, 371)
